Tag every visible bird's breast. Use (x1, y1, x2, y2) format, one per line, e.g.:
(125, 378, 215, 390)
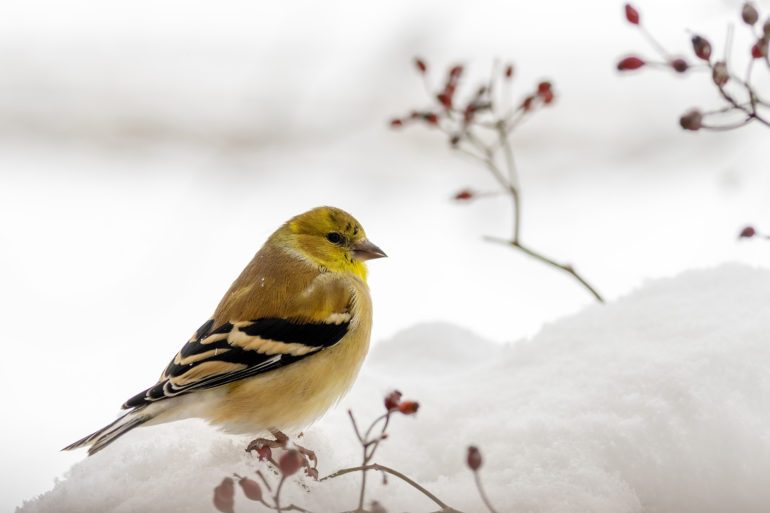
(208, 278, 373, 434)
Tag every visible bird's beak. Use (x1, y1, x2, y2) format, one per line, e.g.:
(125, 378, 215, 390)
(352, 239, 387, 261)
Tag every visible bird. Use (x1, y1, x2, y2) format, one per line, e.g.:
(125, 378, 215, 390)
(64, 206, 386, 455)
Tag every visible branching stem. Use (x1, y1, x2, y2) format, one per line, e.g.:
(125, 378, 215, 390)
(322, 464, 458, 512)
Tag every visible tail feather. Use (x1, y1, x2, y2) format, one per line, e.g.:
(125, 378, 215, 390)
(63, 409, 151, 456)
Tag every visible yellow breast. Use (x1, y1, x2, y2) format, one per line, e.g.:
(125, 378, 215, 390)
(208, 277, 373, 434)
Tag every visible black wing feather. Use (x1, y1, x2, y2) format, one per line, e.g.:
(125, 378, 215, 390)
(123, 316, 350, 409)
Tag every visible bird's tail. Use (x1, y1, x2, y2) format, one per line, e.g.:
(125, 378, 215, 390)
(62, 408, 152, 456)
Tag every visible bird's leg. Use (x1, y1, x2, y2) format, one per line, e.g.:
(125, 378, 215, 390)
(246, 429, 320, 479)
(270, 428, 290, 446)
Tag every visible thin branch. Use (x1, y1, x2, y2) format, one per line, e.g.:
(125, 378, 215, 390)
(363, 413, 389, 442)
(256, 470, 274, 492)
(473, 471, 499, 513)
(364, 415, 391, 461)
(701, 118, 753, 130)
(259, 499, 315, 513)
(348, 410, 364, 444)
(322, 464, 458, 512)
(497, 126, 521, 242)
(485, 236, 605, 302)
(274, 475, 286, 513)
(640, 25, 672, 60)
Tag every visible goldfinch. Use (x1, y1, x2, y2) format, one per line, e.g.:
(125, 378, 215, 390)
(64, 206, 385, 455)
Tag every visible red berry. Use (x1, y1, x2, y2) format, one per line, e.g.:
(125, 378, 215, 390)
(384, 390, 402, 410)
(454, 189, 474, 201)
(213, 478, 235, 513)
(691, 35, 712, 60)
(424, 112, 439, 125)
(711, 61, 729, 87)
(467, 446, 483, 471)
(278, 450, 303, 476)
(742, 3, 759, 25)
(504, 64, 514, 78)
(751, 42, 766, 59)
(255, 445, 272, 461)
(239, 478, 263, 501)
(679, 109, 703, 131)
(624, 4, 640, 25)
(389, 118, 403, 128)
(414, 57, 427, 73)
(521, 95, 535, 111)
(617, 56, 646, 71)
(397, 401, 419, 415)
(739, 226, 756, 239)
(536, 81, 552, 94)
(437, 92, 452, 109)
(671, 58, 689, 73)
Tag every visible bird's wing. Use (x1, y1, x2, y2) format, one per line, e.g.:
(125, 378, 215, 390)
(122, 277, 354, 409)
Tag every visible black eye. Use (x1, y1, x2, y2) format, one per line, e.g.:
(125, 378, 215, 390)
(326, 232, 344, 245)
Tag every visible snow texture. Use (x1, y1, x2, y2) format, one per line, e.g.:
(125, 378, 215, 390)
(18, 264, 770, 513)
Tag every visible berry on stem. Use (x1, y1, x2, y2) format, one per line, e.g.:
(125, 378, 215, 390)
(213, 478, 235, 513)
(671, 58, 689, 73)
(679, 109, 703, 131)
(691, 35, 712, 60)
(742, 3, 759, 25)
(625, 4, 640, 25)
(739, 226, 756, 239)
(617, 56, 646, 71)
(467, 446, 483, 471)
(239, 478, 263, 502)
(454, 189, 475, 201)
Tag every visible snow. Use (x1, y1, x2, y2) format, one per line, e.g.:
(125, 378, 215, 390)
(18, 265, 770, 513)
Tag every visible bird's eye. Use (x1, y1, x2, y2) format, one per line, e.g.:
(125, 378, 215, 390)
(326, 232, 344, 245)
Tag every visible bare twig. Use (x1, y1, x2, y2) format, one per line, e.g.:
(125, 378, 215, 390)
(484, 236, 604, 302)
(473, 471, 499, 513)
(323, 464, 457, 512)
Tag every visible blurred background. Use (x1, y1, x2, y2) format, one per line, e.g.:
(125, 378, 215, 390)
(2, 0, 769, 509)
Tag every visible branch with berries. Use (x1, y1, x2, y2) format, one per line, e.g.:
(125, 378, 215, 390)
(212, 391, 500, 513)
(390, 58, 604, 302)
(618, 2, 770, 131)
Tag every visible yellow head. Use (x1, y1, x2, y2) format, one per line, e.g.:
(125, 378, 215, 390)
(272, 206, 386, 280)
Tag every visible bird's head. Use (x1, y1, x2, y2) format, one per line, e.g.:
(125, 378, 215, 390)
(273, 206, 386, 280)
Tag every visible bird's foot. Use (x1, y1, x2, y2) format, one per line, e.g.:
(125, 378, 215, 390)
(246, 429, 288, 462)
(293, 443, 318, 479)
(246, 429, 319, 480)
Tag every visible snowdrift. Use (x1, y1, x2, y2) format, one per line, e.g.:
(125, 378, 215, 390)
(19, 264, 770, 513)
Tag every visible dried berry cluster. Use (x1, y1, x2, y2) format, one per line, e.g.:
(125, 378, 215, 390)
(213, 391, 499, 513)
(391, 58, 603, 302)
(390, 58, 554, 140)
(619, 3, 770, 130)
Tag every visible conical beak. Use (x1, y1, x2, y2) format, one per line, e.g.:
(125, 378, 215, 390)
(352, 239, 387, 261)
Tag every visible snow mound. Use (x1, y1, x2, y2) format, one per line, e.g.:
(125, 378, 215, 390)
(19, 264, 770, 513)
(367, 321, 499, 376)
